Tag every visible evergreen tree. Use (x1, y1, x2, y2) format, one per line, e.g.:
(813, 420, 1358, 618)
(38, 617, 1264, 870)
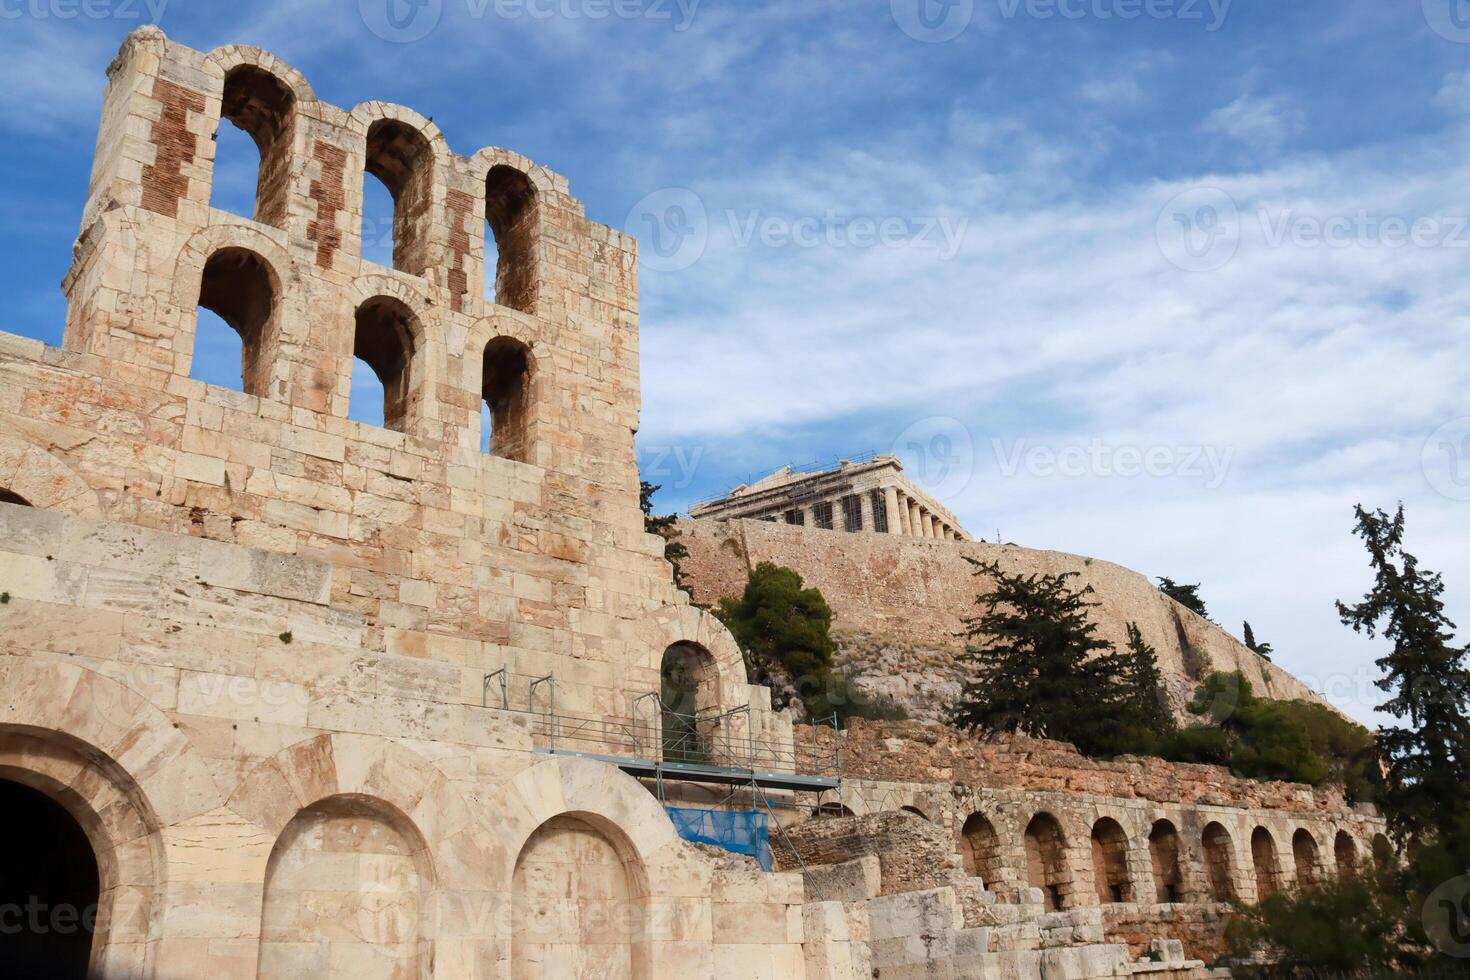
(951, 559, 1132, 755)
(1336, 503, 1470, 853)
(1157, 577, 1211, 620)
(717, 562, 838, 707)
(1120, 622, 1176, 740)
(640, 480, 690, 593)
(1242, 621, 1273, 660)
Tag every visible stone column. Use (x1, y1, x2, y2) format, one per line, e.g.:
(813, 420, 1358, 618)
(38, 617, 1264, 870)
(883, 487, 902, 536)
(908, 500, 923, 538)
(920, 511, 933, 538)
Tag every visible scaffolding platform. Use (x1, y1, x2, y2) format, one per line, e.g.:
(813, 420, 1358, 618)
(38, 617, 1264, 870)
(534, 747, 841, 793)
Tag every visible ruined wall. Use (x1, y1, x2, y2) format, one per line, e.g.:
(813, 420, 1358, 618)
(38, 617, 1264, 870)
(677, 518, 1327, 721)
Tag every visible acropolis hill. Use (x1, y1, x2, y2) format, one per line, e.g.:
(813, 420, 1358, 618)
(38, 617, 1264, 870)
(0, 28, 1385, 980)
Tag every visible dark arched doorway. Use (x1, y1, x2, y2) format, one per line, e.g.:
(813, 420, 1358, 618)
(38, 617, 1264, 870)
(0, 780, 100, 979)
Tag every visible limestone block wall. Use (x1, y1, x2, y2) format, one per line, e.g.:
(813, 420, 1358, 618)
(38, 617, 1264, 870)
(676, 518, 1330, 720)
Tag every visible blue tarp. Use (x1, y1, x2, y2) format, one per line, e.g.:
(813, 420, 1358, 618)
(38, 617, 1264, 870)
(665, 806, 772, 871)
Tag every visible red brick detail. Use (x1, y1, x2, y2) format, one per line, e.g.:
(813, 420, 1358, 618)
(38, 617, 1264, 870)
(140, 79, 206, 219)
(445, 188, 474, 313)
(307, 141, 347, 270)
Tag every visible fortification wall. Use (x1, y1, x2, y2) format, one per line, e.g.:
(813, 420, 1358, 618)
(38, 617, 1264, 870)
(677, 518, 1327, 720)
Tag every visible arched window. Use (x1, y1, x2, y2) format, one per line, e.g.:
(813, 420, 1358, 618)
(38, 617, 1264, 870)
(351, 296, 418, 432)
(900, 805, 930, 822)
(194, 247, 277, 396)
(1025, 813, 1069, 912)
(0, 489, 31, 507)
(1251, 827, 1282, 900)
(1148, 820, 1184, 903)
(813, 802, 855, 819)
(660, 642, 718, 763)
(1090, 817, 1132, 904)
(1335, 831, 1359, 880)
(1292, 829, 1322, 889)
(0, 780, 99, 979)
(1202, 822, 1236, 901)
(211, 65, 295, 226)
(482, 337, 533, 461)
(484, 165, 538, 312)
(364, 119, 434, 276)
(960, 812, 1002, 888)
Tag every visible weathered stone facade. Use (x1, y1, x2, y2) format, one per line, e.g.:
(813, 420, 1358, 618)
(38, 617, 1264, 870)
(0, 28, 1388, 980)
(676, 518, 1329, 722)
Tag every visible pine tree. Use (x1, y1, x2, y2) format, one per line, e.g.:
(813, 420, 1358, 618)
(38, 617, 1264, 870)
(951, 559, 1130, 755)
(1336, 504, 1470, 852)
(640, 480, 690, 593)
(1158, 577, 1210, 620)
(1243, 620, 1274, 660)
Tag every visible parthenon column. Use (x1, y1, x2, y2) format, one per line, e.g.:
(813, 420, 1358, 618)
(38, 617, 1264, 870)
(920, 511, 933, 538)
(908, 500, 923, 538)
(883, 487, 903, 536)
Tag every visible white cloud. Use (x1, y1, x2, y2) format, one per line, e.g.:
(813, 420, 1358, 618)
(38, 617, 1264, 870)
(1202, 92, 1303, 153)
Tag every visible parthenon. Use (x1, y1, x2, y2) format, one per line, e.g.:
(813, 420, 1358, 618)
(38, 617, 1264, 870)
(688, 455, 971, 541)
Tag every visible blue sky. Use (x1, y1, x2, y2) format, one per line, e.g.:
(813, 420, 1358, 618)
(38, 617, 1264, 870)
(2, 0, 1470, 725)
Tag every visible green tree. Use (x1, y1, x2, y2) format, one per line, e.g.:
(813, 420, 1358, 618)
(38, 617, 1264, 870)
(1337, 503, 1470, 854)
(717, 562, 837, 708)
(951, 560, 1135, 756)
(640, 480, 690, 593)
(1158, 577, 1210, 620)
(1243, 621, 1274, 661)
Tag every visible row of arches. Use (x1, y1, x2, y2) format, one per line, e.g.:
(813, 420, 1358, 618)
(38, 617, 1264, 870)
(210, 62, 539, 310)
(959, 810, 1385, 912)
(193, 245, 534, 457)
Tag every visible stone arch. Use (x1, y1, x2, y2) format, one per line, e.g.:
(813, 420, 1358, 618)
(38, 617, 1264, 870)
(1148, 819, 1184, 904)
(481, 335, 535, 462)
(204, 60, 299, 227)
(814, 802, 856, 818)
(1335, 830, 1359, 879)
(900, 804, 931, 821)
(512, 814, 649, 979)
(1292, 828, 1322, 889)
(0, 429, 103, 517)
(960, 812, 1002, 888)
(170, 222, 297, 399)
(205, 44, 317, 106)
(632, 606, 749, 722)
(0, 659, 226, 977)
(1201, 821, 1236, 902)
(659, 641, 721, 763)
(258, 793, 435, 979)
(1251, 827, 1283, 900)
(352, 295, 423, 432)
(1025, 812, 1070, 912)
(482, 163, 540, 313)
(1090, 817, 1132, 904)
(350, 103, 448, 278)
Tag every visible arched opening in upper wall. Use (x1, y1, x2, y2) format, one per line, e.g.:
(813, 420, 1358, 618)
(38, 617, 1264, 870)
(351, 296, 419, 432)
(1202, 822, 1236, 902)
(660, 641, 719, 764)
(1335, 831, 1359, 880)
(211, 65, 296, 226)
(960, 812, 1002, 889)
(1292, 829, 1322, 890)
(1025, 813, 1070, 912)
(481, 336, 533, 461)
(900, 805, 930, 822)
(1251, 827, 1282, 900)
(1148, 819, 1184, 904)
(193, 246, 278, 396)
(0, 779, 100, 979)
(363, 119, 434, 276)
(484, 165, 538, 312)
(1090, 817, 1133, 904)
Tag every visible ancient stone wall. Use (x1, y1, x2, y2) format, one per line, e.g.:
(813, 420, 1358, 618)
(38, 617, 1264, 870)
(677, 518, 1329, 721)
